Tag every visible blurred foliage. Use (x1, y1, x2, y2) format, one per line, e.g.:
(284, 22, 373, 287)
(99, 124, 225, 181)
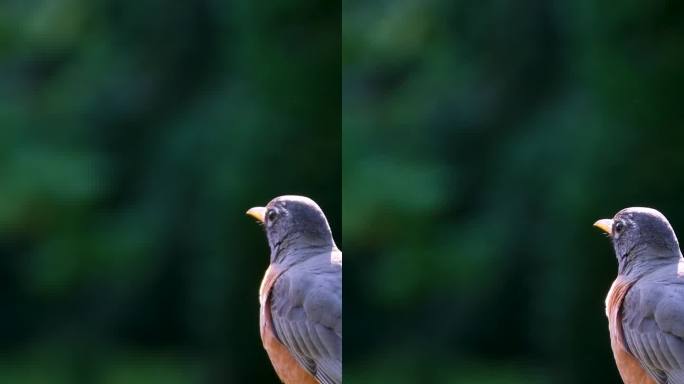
(344, 0, 684, 383)
(0, 0, 339, 383)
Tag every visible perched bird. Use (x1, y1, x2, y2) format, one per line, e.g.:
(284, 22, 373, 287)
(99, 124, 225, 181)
(595, 207, 684, 384)
(247, 195, 342, 384)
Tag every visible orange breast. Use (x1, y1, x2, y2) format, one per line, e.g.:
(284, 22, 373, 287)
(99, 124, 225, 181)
(259, 265, 318, 384)
(605, 276, 657, 384)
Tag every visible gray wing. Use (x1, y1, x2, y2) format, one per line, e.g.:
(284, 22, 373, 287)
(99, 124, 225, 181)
(270, 261, 342, 384)
(622, 277, 684, 384)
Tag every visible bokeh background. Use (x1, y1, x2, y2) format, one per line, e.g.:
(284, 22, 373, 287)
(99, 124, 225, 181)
(344, 1, 684, 383)
(0, 1, 339, 383)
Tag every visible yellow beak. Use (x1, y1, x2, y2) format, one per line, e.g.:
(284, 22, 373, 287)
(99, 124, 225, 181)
(246, 207, 267, 223)
(593, 219, 614, 235)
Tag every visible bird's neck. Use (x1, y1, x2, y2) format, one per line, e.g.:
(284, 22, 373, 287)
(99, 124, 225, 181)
(270, 232, 335, 265)
(619, 245, 683, 278)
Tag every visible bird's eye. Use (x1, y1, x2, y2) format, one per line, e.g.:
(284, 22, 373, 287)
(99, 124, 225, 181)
(614, 221, 625, 234)
(266, 209, 277, 223)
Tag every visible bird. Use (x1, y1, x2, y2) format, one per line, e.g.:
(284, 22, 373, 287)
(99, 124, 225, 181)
(595, 207, 684, 384)
(246, 195, 342, 384)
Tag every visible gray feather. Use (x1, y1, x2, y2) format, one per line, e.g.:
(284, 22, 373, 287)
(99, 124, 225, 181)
(270, 250, 342, 384)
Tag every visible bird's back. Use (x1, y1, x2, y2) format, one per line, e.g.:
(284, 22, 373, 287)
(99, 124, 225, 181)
(269, 249, 342, 384)
(622, 267, 684, 384)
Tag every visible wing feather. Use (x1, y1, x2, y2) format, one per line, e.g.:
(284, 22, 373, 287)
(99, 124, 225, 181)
(622, 278, 684, 384)
(269, 258, 342, 384)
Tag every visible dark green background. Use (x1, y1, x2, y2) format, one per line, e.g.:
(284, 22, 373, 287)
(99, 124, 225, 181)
(344, 0, 684, 383)
(0, 1, 339, 383)
(3, 0, 684, 383)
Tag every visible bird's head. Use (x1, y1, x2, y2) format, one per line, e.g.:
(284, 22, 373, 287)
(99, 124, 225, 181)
(595, 207, 681, 275)
(247, 195, 335, 261)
